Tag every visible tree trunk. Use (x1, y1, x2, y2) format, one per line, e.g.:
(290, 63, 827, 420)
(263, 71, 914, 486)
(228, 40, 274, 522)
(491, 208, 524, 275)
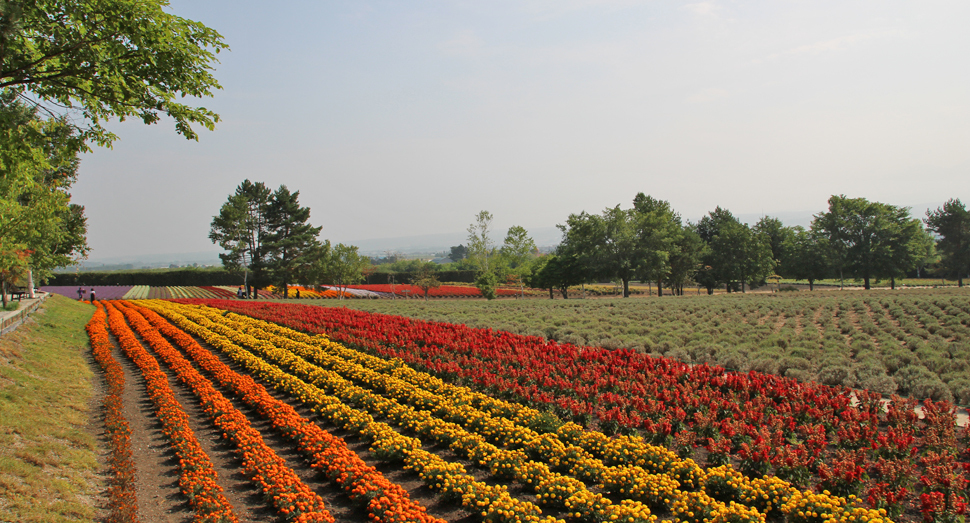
(707, 287, 714, 295)
(1, 281, 7, 308)
(657, 278, 662, 297)
(559, 286, 569, 299)
(959, 277, 963, 287)
(548, 287, 554, 299)
(890, 277, 896, 290)
(622, 279, 629, 298)
(809, 279, 815, 291)
(27, 270, 35, 299)
(864, 275, 871, 290)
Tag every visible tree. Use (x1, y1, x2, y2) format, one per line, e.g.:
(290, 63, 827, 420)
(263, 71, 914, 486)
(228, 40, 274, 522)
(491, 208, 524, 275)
(632, 193, 680, 296)
(449, 244, 468, 262)
(1, 0, 227, 146)
(410, 262, 441, 301)
(781, 227, 830, 290)
(527, 252, 588, 299)
(467, 211, 494, 272)
(925, 199, 970, 287)
(321, 243, 368, 299)
(500, 225, 537, 296)
(665, 225, 705, 295)
(697, 208, 774, 293)
(754, 216, 795, 271)
(813, 195, 923, 290)
(0, 90, 88, 303)
(265, 185, 323, 298)
(209, 180, 272, 298)
(559, 206, 641, 297)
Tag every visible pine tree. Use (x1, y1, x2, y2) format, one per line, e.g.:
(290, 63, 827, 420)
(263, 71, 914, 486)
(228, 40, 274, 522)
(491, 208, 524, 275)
(265, 185, 323, 298)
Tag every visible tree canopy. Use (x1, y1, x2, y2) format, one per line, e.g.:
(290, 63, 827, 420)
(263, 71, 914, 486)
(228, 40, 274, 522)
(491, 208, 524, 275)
(925, 199, 970, 287)
(0, 0, 227, 146)
(813, 195, 924, 290)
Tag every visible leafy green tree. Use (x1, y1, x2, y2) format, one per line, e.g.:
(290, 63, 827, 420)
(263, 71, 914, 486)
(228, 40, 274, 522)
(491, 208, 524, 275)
(664, 224, 705, 295)
(0, 0, 227, 145)
(209, 180, 272, 298)
(925, 199, 970, 287)
(475, 270, 498, 300)
(781, 227, 830, 290)
(410, 262, 442, 301)
(911, 228, 939, 279)
(754, 216, 795, 271)
(697, 208, 774, 293)
(0, 91, 87, 303)
(632, 193, 680, 296)
(813, 195, 923, 290)
(467, 210, 494, 272)
(500, 225, 537, 296)
(320, 243, 368, 299)
(265, 185, 323, 298)
(559, 206, 641, 297)
(527, 252, 588, 299)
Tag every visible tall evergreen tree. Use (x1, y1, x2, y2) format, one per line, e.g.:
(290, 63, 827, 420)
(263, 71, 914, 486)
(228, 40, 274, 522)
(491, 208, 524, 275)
(209, 180, 271, 298)
(265, 185, 323, 298)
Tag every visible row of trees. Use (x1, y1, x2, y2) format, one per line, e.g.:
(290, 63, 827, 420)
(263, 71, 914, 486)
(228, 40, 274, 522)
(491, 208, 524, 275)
(1, 0, 226, 304)
(521, 194, 969, 298)
(209, 180, 368, 298)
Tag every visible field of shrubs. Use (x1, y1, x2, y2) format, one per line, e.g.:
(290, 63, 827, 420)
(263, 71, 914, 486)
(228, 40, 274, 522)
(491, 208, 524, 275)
(327, 289, 970, 406)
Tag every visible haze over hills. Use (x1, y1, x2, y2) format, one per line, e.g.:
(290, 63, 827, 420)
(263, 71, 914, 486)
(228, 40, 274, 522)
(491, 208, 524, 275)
(73, 203, 945, 270)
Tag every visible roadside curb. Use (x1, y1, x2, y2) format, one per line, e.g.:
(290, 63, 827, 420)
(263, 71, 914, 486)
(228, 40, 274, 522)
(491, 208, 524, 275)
(0, 293, 50, 336)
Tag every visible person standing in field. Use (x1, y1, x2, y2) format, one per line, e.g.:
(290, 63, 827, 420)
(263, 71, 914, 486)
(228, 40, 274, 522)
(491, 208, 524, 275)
(89, 288, 96, 302)
(77, 286, 84, 300)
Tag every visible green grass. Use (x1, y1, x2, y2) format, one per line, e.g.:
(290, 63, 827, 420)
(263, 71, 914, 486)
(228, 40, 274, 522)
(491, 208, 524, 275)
(0, 295, 99, 523)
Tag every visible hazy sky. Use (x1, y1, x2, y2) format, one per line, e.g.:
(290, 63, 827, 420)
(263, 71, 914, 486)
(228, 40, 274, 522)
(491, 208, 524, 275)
(72, 0, 970, 259)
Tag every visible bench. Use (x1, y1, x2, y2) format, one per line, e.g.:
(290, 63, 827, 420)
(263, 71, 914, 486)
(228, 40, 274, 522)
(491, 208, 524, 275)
(10, 286, 28, 301)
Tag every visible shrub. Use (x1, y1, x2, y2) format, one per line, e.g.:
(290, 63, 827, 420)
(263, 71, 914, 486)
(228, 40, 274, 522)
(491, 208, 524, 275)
(946, 378, 970, 406)
(816, 365, 855, 388)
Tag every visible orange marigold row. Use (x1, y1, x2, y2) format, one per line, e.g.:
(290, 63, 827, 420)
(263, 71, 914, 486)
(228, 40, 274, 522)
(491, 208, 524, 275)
(116, 299, 441, 523)
(86, 303, 139, 523)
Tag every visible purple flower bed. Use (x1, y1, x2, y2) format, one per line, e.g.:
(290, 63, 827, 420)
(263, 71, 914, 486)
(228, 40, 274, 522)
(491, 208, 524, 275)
(42, 285, 133, 300)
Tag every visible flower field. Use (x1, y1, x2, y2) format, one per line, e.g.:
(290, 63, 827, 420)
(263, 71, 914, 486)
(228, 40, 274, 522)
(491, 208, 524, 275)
(336, 290, 970, 405)
(178, 298, 970, 523)
(87, 298, 903, 523)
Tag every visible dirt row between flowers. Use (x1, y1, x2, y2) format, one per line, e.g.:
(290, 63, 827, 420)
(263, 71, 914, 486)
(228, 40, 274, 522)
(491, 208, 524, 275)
(102, 306, 480, 523)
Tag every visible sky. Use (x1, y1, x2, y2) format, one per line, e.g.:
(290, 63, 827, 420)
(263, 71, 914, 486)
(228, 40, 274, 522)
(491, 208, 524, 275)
(71, 0, 970, 260)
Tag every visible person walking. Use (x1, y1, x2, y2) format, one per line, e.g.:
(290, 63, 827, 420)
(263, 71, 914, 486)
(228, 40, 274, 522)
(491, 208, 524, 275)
(77, 286, 84, 300)
(89, 288, 96, 302)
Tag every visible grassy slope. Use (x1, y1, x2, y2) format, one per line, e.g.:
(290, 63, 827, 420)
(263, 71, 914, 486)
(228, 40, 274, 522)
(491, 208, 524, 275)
(0, 295, 99, 523)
